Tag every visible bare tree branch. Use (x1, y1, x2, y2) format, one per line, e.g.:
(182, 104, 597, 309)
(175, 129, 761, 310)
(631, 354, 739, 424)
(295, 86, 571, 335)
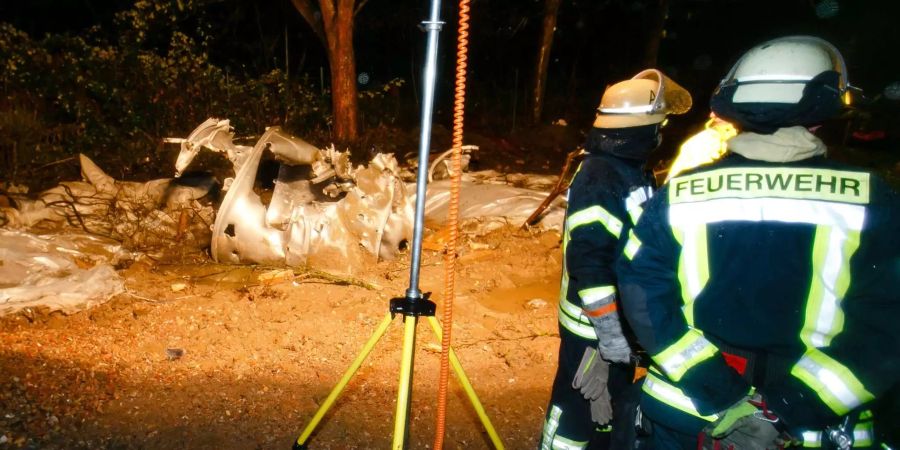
(290, 0, 327, 47)
(319, 0, 337, 35)
(354, 0, 370, 16)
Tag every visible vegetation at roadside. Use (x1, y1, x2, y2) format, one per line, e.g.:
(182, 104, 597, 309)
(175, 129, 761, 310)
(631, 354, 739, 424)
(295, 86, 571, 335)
(0, 1, 410, 189)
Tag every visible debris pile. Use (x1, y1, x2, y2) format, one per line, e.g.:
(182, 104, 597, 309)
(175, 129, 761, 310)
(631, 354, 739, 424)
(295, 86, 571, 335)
(0, 154, 216, 259)
(0, 229, 131, 315)
(174, 120, 415, 275)
(0, 117, 567, 304)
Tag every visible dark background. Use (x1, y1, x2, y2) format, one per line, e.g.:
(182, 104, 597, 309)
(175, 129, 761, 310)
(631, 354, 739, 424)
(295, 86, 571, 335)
(3, 0, 899, 132)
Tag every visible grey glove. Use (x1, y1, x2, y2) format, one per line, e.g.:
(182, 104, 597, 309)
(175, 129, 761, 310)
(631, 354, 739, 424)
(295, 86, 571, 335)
(589, 393, 613, 426)
(588, 311, 633, 364)
(699, 394, 797, 450)
(572, 347, 613, 425)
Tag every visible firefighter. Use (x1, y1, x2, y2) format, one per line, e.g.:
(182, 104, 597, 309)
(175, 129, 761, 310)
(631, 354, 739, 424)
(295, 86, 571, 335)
(540, 69, 692, 450)
(616, 35, 900, 449)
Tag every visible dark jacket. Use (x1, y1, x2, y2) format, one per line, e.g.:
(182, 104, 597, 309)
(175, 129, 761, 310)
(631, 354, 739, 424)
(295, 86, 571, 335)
(558, 134, 655, 340)
(617, 151, 900, 433)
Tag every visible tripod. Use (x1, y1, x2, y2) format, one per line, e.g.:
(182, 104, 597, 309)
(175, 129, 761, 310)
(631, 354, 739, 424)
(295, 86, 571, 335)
(292, 297, 503, 449)
(293, 0, 503, 448)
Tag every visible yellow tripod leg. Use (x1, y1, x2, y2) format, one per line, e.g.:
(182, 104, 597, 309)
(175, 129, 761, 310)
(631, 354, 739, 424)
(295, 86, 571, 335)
(295, 313, 395, 448)
(393, 315, 419, 449)
(427, 316, 505, 450)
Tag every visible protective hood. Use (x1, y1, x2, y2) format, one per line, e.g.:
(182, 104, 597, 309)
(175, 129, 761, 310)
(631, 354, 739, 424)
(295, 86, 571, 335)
(585, 124, 661, 161)
(727, 126, 826, 162)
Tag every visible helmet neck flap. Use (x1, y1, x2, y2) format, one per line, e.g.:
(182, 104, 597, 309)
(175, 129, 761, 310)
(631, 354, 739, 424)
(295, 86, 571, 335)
(585, 123, 661, 161)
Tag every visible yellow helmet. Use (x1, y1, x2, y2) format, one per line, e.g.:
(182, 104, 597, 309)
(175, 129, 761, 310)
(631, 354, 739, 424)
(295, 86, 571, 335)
(593, 69, 692, 129)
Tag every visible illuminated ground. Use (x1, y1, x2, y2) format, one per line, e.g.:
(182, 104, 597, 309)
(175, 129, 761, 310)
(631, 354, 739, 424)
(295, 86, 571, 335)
(0, 226, 563, 449)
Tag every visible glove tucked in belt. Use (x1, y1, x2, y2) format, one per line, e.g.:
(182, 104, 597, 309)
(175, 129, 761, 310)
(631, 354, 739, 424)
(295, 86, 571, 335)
(572, 347, 613, 425)
(699, 392, 799, 450)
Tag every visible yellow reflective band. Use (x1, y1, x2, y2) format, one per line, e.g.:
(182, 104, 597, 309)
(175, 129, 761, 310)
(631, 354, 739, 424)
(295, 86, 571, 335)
(654, 329, 718, 382)
(802, 431, 822, 448)
(669, 198, 866, 231)
(801, 225, 861, 348)
(557, 301, 597, 339)
(579, 285, 616, 305)
(859, 409, 873, 421)
(567, 205, 624, 239)
(625, 187, 652, 225)
(669, 168, 871, 205)
(623, 230, 642, 260)
(559, 298, 590, 323)
(642, 372, 719, 421)
(672, 225, 709, 327)
(558, 271, 570, 306)
(551, 435, 589, 450)
(628, 206, 644, 225)
(800, 420, 875, 448)
(854, 420, 875, 447)
(540, 405, 563, 450)
(542, 402, 591, 450)
(791, 348, 875, 416)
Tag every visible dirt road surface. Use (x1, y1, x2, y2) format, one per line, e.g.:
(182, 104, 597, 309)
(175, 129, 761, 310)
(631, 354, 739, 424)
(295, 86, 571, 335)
(0, 226, 563, 449)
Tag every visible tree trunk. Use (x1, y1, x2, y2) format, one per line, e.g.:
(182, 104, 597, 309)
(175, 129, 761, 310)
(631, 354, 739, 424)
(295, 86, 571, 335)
(530, 0, 561, 125)
(643, 0, 668, 68)
(326, 0, 359, 142)
(291, 0, 359, 143)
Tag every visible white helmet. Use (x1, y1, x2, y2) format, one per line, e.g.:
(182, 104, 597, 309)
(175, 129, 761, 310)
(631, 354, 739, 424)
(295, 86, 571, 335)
(593, 69, 692, 128)
(719, 35, 850, 104)
(710, 35, 854, 133)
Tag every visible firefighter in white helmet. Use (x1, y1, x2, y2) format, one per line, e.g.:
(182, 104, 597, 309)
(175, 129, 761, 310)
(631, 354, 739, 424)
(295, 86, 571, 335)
(617, 35, 898, 449)
(540, 69, 691, 450)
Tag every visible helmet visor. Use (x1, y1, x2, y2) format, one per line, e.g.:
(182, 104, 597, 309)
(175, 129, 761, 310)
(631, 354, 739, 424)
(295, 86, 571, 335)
(632, 69, 693, 115)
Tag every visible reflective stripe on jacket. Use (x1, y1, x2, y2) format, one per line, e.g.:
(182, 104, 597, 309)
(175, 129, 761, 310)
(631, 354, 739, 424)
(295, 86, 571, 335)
(617, 152, 900, 432)
(558, 151, 654, 340)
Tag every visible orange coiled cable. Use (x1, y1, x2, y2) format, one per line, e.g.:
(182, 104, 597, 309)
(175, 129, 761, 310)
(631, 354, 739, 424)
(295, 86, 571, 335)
(433, 0, 470, 448)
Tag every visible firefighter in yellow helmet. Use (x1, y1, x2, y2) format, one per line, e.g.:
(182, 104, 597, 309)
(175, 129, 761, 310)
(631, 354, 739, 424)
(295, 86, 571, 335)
(617, 35, 898, 449)
(540, 69, 691, 450)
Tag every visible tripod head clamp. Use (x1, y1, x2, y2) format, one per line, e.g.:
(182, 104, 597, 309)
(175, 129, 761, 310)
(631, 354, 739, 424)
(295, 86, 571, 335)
(390, 292, 437, 317)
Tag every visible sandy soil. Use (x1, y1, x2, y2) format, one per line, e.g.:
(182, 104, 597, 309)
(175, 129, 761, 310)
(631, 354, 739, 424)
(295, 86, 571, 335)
(0, 226, 564, 449)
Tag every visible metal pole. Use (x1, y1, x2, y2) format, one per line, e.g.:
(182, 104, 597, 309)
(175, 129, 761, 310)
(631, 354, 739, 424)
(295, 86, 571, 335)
(406, 0, 444, 299)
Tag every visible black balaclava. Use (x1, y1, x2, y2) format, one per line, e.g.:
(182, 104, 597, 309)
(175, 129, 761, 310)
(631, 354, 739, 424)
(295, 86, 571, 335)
(585, 123, 661, 161)
(710, 71, 843, 135)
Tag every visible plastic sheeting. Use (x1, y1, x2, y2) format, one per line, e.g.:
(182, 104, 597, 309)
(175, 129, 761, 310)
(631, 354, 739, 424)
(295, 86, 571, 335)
(424, 179, 565, 234)
(0, 230, 130, 316)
